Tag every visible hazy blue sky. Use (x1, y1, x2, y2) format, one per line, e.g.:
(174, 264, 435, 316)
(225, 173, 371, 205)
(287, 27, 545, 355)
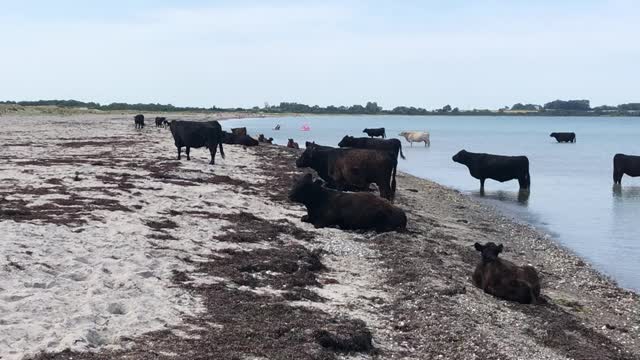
(1, 1, 638, 109)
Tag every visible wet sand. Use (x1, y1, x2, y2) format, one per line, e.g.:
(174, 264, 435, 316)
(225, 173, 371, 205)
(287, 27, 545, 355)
(0, 114, 637, 359)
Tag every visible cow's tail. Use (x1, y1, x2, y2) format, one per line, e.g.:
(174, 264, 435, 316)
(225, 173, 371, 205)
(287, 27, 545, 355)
(399, 143, 405, 160)
(218, 131, 225, 159)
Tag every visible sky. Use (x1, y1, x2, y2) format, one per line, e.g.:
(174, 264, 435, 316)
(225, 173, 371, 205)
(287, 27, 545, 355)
(1, 0, 639, 110)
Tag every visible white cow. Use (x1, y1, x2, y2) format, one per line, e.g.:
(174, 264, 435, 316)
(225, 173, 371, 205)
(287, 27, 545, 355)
(399, 131, 430, 147)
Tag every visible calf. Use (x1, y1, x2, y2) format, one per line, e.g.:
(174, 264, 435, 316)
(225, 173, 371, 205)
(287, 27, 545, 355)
(613, 153, 640, 185)
(338, 135, 405, 160)
(452, 150, 530, 190)
(155, 117, 166, 128)
(287, 139, 299, 149)
(289, 174, 406, 232)
(134, 114, 145, 129)
(472, 242, 542, 304)
(169, 120, 225, 165)
(550, 132, 576, 143)
(296, 145, 397, 200)
(399, 131, 430, 147)
(362, 128, 386, 138)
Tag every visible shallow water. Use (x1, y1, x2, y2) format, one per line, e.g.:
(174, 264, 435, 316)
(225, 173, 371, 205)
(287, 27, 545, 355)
(225, 115, 640, 291)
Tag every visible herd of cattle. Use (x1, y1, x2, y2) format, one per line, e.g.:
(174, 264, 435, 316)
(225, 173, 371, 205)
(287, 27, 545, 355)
(131, 115, 638, 305)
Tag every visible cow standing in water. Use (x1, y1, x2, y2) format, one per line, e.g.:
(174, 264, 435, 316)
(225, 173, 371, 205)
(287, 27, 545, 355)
(399, 131, 430, 147)
(550, 132, 576, 143)
(134, 114, 145, 129)
(613, 153, 640, 185)
(452, 150, 530, 190)
(362, 128, 386, 138)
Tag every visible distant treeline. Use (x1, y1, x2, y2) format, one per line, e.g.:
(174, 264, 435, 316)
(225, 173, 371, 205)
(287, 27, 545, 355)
(2, 99, 640, 116)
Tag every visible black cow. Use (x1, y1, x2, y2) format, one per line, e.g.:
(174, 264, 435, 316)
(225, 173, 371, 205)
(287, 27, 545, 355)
(362, 128, 386, 138)
(287, 139, 299, 149)
(452, 150, 530, 190)
(289, 174, 406, 232)
(296, 144, 397, 200)
(163, 119, 170, 127)
(338, 136, 405, 160)
(155, 117, 166, 128)
(550, 132, 576, 143)
(222, 131, 259, 146)
(258, 134, 273, 144)
(613, 153, 640, 185)
(473, 242, 543, 304)
(134, 114, 145, 129)
(169, 120, 225, 165)
(231, 127, 247, 136)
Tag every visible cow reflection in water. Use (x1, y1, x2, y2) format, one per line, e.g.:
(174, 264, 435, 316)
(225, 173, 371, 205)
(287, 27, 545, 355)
(476, 189, 530, 206)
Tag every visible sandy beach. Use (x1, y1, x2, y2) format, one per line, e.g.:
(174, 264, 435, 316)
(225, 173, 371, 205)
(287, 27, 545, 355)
(0, 114, 638, 360)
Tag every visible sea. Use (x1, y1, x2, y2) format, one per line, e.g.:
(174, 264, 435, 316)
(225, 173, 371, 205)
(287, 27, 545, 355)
(224, 115, 640, 291)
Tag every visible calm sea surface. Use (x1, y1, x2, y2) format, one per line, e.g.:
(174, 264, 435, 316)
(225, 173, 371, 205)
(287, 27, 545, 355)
(224, 115, 640, 291)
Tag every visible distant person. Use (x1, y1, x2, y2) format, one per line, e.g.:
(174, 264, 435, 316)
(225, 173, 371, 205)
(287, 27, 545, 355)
(274, 124, 281, 130)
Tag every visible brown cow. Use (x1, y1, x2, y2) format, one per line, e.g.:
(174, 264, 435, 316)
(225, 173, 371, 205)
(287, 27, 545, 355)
(289, 174, 406, 232)
(472, 242, 543, 304)
(296, 145, 397, 200)
(287, 139, 299, 149)
(231, 127, 247, 136)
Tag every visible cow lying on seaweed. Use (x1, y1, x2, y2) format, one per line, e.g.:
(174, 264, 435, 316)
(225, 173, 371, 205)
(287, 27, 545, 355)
(472, 242, 543, 304)
(289, 174, 406, 233)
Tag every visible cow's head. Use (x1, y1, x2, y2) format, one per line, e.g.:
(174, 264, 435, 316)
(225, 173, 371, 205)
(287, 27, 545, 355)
(398, 131, 407, 137)
(452, 150, 469, 164)
(296, 146, 315, 168)
(289, 173, 323, 203)
(362, 129, 368, 133)
(337, 136, 354, 148)
(549, 132, 557, 137)
(474, 242, 503, 263)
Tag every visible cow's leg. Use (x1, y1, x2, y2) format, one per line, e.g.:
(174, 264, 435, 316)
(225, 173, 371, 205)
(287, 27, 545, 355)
(480, 178, 485, 190)
(613, 170, 623, 185)
(378, 181, 393, 201)
(518, 174, 530, 190)
(410, 141, 413, 147)
(186, 147, 191, 161)
(209, 144, 217, 165)
(176, 146, 182, 160)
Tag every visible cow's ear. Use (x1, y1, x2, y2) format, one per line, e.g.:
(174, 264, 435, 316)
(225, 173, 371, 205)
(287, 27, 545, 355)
(474, 242, 483, 252)
(497, 244, 503, 253)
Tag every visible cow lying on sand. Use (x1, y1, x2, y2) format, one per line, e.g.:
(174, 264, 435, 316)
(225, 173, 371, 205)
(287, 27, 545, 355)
(287, 139, 299, 149)
(473, 242, 543, 304)
(452, 150, 530, 190)
(362, 128, 386, 138)
(399, 131, 430, 147)
(289, 174, 406, 232)
(232, 127, 247, 136)
(258, 134, 273, 144)
(550, 132, 576, 143)
(155, 117, 166, 128)
(134, 114, 145, 129)
(338, 135, 405, 160)
(169, 120, 225, 165)
(222, 131, 259, 146)
(613, 153, 640, 185)
(296, 143, 397, 200)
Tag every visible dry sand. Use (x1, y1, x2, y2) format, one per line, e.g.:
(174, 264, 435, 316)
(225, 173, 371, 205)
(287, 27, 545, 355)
(0, 114, 637, 359)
